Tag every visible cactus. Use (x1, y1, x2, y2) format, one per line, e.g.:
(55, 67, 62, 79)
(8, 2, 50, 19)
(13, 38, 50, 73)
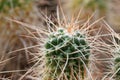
(114, 49, 120, 80)
(44, 28, 90, 80)
(114, 57, 120, 80)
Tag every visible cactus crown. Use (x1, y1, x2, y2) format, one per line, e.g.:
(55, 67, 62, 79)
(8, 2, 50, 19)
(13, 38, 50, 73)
(44, 28, 90, 80)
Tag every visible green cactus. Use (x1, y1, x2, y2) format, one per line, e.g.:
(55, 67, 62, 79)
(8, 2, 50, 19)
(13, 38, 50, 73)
(114, 49, 120, 80)
(44, 28, 90, 80)
(115, 57, 120, 80)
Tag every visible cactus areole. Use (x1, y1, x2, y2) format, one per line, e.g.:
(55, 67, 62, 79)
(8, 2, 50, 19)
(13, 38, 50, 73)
(44, 28, 90, 80)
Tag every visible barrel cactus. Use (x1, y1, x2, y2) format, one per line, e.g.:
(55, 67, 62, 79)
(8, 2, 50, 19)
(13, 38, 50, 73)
(44, 28, 90, 80)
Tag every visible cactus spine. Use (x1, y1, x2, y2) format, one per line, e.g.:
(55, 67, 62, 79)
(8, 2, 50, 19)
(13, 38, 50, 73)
(44, 28, 90, 80)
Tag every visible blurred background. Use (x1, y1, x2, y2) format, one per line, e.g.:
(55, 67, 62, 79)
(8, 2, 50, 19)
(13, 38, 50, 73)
(0, 0, 120, 79)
